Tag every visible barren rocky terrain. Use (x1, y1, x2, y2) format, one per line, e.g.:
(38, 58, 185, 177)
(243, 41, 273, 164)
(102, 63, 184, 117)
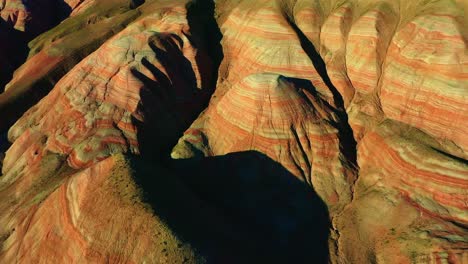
(0, 0, 466, 263)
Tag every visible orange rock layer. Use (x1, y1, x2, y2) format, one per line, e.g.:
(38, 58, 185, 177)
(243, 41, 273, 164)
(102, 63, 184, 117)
(174, 0, 467, 262)
(0, 0, 466, 263)
(4, 0, 212, 178)
(0, 155, 205, 263)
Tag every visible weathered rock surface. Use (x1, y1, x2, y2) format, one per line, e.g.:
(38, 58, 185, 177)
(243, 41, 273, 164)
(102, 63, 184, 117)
(0, 0, 467, 263)
(175, 0, 468, 262)
(0, 155, 203, 263)
(0, 0, 143, 131)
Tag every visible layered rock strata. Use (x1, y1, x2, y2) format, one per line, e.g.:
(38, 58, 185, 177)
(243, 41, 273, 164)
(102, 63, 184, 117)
(0, 0, 466, 263)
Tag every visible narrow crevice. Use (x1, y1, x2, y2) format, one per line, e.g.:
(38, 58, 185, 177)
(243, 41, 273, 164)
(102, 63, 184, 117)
(133, 0, 224, 163)
(283, 14, 360, 261)
(284, 15, 358, 173)
(0, 132, 10, 173)
(430, 147, 468, 165)
(186, 0, 224, 96)
(130, 0, 145, 9)
(290, 125, 312, 184)
(0, 20, 29, 93)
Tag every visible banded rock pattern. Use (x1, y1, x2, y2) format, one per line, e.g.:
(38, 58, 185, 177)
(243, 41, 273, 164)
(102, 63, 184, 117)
(0, 154, 205, 263)
(1, 1, 218, 262)
(174, 0, 468, 262)
(335, 120, 468, 263)
(0, 0, 467, 263)
(4, 0, 212, 177)
(172, 73, 356, 212)
(173, 0, 358, 214)
(316, 1, 467, 262)
(0, 0, 143, 131)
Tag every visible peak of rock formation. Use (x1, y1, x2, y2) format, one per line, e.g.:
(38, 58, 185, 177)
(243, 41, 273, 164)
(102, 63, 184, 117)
(0, 0, 466, 263)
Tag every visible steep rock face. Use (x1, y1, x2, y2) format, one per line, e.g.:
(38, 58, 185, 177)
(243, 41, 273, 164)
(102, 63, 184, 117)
(0, 0, 467, 263)
(380, 13, 466, 151)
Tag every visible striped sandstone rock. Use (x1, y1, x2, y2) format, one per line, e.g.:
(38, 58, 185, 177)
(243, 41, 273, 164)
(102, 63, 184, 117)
(0, 0, 466, 263)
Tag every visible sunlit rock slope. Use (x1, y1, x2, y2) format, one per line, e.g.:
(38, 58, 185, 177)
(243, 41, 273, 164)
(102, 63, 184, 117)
(0, 0, 467, 263)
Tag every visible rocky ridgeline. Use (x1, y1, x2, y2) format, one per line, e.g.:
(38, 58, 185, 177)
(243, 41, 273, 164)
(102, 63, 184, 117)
(0, 0, 466, 263)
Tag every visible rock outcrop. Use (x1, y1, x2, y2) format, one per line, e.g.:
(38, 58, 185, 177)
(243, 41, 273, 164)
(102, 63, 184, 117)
(0, 0, 466, 263)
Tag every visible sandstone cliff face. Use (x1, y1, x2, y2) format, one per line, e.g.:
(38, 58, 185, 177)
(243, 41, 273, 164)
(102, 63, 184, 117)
(0, 0, 467, 263)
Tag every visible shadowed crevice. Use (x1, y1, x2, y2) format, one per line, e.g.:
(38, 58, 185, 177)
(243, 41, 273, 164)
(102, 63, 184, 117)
(0, 20, 29, 93)
(0, 132, 9, 172)
(0, 0, 73, 92)
(131, 0, 223, 160)
(284, 16, 358, 171)
(430, 147, 468, 166)
(186, 0, 224, 92)
(130, 0, 145, 9)
(130, 34, 206, 159)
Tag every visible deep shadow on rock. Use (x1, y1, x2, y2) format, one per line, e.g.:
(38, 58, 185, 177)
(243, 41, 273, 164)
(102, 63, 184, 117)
(128, 151, 330, 263)
(284, 17, 358, 170)
(0, 19, 28, 92)
(0, 0, 72, 92)
(131, 0, 223, 159)
(128, 2, 328, 262)
(130, 35, 207, 158)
